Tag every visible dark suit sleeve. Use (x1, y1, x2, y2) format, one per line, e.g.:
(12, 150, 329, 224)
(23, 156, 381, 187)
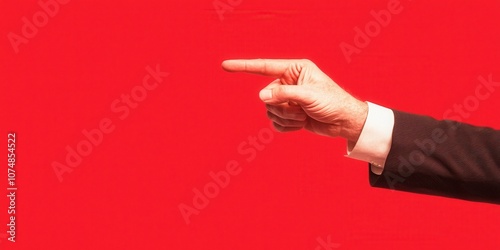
(369, 110, 500, 204)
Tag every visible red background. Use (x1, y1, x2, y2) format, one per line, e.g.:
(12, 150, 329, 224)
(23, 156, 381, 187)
(1, 0, 499, 249)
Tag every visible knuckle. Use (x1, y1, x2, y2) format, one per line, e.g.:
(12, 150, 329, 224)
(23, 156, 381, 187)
(300, 59, 314, 66)
(274, 86, 288, 97)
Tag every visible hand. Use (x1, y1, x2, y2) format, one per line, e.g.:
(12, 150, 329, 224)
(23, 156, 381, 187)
(221, 59, 368, 143)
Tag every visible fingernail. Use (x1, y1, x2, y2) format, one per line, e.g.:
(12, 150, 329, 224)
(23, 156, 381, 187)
(259, 89, 272, 101)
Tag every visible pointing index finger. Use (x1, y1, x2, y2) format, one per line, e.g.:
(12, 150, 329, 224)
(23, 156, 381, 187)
(221, 59, 293, 77)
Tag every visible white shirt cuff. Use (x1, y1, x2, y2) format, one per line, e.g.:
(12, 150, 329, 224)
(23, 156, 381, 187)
(345, 102, 394, 175)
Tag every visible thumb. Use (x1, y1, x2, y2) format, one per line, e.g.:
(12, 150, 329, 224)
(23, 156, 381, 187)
(259, 85, 312, 105)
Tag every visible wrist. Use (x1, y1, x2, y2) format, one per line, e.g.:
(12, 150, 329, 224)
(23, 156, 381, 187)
(340, 99, 368, 143)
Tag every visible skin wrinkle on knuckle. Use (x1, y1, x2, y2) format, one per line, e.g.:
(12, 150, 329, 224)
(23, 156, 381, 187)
(262, 59, 268, 75)
(297, 66, 306, 84)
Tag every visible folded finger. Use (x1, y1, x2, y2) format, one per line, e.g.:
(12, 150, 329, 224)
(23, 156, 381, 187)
(266, 103, 307, 121)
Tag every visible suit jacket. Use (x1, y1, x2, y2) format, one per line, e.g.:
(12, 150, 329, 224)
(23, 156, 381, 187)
(369, 110, 500, 204)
